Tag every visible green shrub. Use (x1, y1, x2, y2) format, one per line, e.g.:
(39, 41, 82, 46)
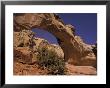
(37, 47, 65, 75)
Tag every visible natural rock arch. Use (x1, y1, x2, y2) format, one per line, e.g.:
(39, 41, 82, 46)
(14, 13, 96, 66)
(32, 28, 59, 45)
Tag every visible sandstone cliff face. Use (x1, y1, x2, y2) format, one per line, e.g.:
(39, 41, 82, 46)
(14, 13, 96, 67)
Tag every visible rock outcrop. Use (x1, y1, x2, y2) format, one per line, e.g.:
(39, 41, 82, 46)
(14, 30, 64, 64)
(14, 47, 33, 64)
(14, 13, 96, 66)
(65, 63, 96, 75)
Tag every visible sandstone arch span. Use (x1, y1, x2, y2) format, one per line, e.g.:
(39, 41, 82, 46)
(14, 13, 96, 66)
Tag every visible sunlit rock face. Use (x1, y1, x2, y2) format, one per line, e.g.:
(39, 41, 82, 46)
(14, 13, 96, 66)
(14, 30, 64, 64)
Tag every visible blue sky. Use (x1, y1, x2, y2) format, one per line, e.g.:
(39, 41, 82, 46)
(32, 13, 97, 45)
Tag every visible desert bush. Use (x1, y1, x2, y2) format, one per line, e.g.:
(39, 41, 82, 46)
(37, 47, 65, 75)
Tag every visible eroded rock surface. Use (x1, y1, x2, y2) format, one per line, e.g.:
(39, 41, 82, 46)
(14, 13, 96, 66)
(14, 30, 64, 64)
(65, 63, 96, 75)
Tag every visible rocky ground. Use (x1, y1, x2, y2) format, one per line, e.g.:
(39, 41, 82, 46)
(14, 61, 48, 75)
(14, 61, 96, 75)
